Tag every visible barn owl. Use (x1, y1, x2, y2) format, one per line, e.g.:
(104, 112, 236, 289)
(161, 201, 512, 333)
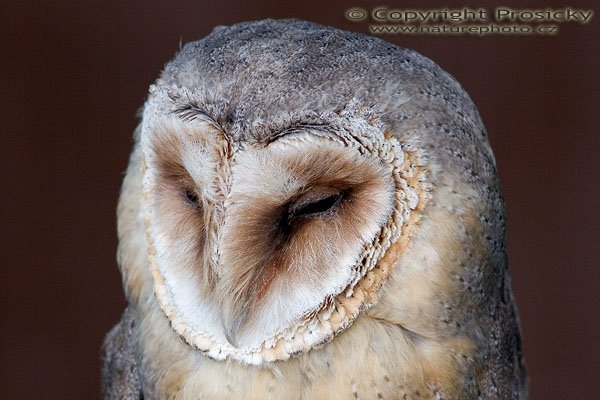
(102, 19, 527, 399)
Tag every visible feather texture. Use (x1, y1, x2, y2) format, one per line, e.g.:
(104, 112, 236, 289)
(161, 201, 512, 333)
(102, 19, 527, 399)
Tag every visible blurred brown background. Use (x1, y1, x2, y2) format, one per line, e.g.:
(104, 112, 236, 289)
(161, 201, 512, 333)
(1, 1, 598, 399)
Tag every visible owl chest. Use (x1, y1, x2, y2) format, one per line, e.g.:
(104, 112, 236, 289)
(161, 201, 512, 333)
(147, 316, 444, 400)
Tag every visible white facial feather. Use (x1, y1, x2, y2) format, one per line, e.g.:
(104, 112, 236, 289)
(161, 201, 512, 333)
(139, 97, 422, 360)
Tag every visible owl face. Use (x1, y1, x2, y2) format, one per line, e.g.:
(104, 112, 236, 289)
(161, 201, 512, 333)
(139, 90, 427, 364)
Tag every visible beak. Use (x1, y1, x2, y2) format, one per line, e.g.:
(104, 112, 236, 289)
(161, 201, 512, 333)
(222, 302, 251, 348)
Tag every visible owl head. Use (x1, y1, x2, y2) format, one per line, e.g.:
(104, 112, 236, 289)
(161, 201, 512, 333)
(118, 19, 495, 366)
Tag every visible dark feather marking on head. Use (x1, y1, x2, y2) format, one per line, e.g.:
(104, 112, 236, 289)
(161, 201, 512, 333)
(174, 103, 218, 125)
(267, 123, 331, 144)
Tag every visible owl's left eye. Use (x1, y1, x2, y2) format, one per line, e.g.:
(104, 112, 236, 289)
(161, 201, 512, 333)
(289, 189, 347, 219)
(183, 188, 201, 209)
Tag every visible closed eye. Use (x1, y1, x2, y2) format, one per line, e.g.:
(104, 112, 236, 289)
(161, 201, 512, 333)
(289, 190, 347, 219)
(183, 187, 201, 209)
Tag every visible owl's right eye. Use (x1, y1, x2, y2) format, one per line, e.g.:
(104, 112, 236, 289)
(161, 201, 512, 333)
(183, 188, 201, 209)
